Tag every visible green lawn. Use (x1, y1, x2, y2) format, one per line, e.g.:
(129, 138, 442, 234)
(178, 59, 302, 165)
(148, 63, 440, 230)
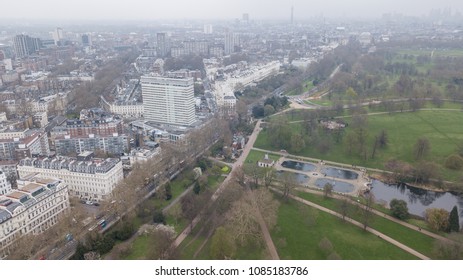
(307, 99, 333, 106)
(124, 235, 150, 260)
(272, 198, 417, 259)
(244, 150, 280, 167)
(257, 110, 463, 181)
(295, 191, 436, 257)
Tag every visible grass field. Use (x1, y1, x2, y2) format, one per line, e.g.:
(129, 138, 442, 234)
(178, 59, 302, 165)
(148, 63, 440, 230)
(271, 198, 417, 259)
(286, 79, 314, 96)
(295, 191, 436, 257)
(258, 110, 463, 181)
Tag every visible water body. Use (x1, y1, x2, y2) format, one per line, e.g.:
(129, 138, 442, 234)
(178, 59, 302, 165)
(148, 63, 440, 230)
(276, 170, 310, 185)
(281, 160, 316, 172)
(370, 179, 463, 219)
(321, 167, 359, 180)
(315, 178, 355, 193)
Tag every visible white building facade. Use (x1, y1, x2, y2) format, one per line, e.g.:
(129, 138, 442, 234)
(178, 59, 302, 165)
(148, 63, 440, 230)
(17, 157, 123, 202)
(141, 76, 196, 127)
(0, 176, 69, 258)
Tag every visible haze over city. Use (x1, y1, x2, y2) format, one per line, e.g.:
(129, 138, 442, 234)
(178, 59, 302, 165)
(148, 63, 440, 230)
(1, 0, 463, 267)
(5, 0, 463, 20)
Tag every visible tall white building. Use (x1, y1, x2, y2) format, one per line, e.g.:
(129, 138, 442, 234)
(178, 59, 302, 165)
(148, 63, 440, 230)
(141, 76, 196, 127)
(224, 31, 235, 55)
(17, 156, 123, 202)
(0, 176, 69, 258)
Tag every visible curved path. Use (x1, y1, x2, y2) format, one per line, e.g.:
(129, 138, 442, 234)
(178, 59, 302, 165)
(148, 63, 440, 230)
(270, 187, 430, 260)
(173, 120, 280, 259)
(297, 188, 450, 243)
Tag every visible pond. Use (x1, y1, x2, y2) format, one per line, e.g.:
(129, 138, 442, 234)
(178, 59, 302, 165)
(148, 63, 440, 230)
(369, 179, 463, 219)
(314, 178, 355, 193)
(281, 160, 317, 172)
(321, 167, 359, 180)
(276, 170, 310, 185)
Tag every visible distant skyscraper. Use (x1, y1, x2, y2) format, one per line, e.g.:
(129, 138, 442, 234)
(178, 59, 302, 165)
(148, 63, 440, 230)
(242, 13, 249, 23)
(81, 34, 92, 46)
(203, 24, 213, 34)
(13, 35, 40, 58)
(156, 33, 169, 58)
(141, 76, 196, 127)
(52, 27, 64, 46)
(224, 30, 235, 55)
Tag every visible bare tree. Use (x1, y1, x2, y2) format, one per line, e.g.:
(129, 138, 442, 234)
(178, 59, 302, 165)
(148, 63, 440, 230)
(359, 194, 375, 231)
(337, 198, 351, 221)
(323, 183, 333, 198)
(414, 137, 431, 160)
(226, 194, 261, 245)
(280, 172, 297, 200)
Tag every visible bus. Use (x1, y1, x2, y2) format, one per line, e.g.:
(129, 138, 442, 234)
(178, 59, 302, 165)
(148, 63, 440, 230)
(98, 219, 107, 230)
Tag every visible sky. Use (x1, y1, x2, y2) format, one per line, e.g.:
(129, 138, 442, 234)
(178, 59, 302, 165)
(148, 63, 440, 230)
(4, 0, 463, 21)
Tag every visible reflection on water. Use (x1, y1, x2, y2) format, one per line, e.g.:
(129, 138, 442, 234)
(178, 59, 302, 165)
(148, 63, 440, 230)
(276, 170, 310, 185)
(370, 180, 463, 219)
(321, 167, 359, 180)
(315, 178, 355, 193)
(281, 160, 316, 172)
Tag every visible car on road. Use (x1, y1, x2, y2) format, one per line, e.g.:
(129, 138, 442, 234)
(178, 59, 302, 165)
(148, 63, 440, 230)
(85, 201, 93, 205)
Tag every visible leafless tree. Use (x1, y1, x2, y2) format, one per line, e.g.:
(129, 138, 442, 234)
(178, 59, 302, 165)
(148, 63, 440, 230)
(359, 193, 375, 231)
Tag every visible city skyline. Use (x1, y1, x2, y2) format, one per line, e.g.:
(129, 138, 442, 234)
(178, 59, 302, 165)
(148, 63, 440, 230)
(3, 0, 463, 21)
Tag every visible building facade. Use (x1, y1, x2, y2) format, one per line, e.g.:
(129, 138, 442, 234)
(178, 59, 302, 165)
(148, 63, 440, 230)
(54, 133, 129, 156)
(0, 176, 69, 258)
(141, 76, 196, 127)
(17, 156, 123, 202)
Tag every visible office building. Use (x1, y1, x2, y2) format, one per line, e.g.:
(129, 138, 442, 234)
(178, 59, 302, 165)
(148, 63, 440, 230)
(13, 35, 41, 58)
(156, 33, 169, 58)
(224, 31, 235, 55)
(54, 133, 129, 156)
(141, 76, 196, 127)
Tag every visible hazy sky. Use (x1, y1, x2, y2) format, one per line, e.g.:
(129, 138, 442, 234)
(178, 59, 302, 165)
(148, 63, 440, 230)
(5, 0, 463, 20)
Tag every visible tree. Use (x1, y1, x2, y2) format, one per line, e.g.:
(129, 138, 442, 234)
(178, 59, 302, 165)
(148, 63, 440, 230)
(449, 206, 460, 233)
(378, 130, 388, 148)
(360, 194, 375, 231)
(425, 208, 450, 232)
(290, 133, 305, 153)
(210, 227, 236, 259)
(414, 137, 430, 160)
(280, 172, 297, 200)
(263, 104, 275, 117)
(389, 199, 409, 220)
(433, 233, 463, 259)
(181, 193, 201, 231)
(164, 184, 172, 200)
(153, 210, 166, 224)
(145, 225, 176, 260)
(445, 154, 463, 170)
(252, 104, 265, 118)
(323, 183, 333, 198)
(226, 194, 261, 245)
(413, 161, 439, 184)
(337, 199, 351, 221)
(193, 181, 201, 195)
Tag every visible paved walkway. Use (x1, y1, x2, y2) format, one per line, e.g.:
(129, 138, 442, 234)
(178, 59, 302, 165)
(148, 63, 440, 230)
(173, 120, 280, 260)
(270, 187, 430, 260)
(297, 188, 451, 243)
